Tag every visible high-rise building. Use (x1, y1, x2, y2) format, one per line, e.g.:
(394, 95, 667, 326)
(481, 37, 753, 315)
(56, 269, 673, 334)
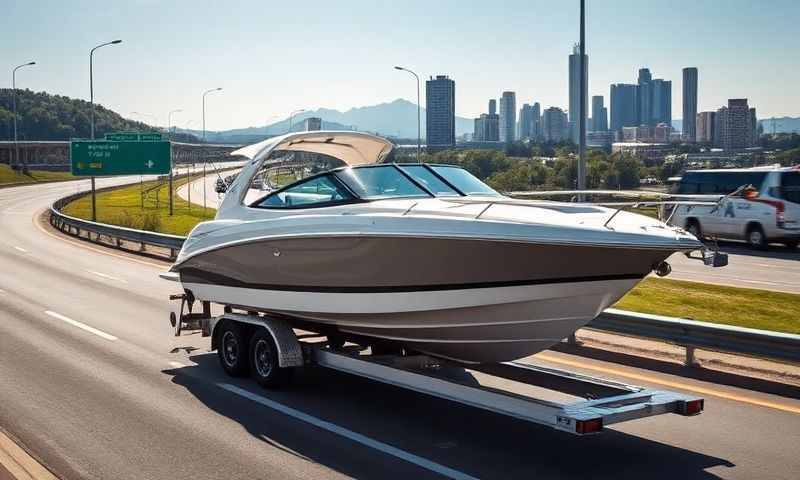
(531, 102, 542, 140)
(682, 67, 698, 142)
(610, 83, 638, 133)
(696, 111, 716, 143)
(714, 99, 757, 150)
(568, 44, 588, 143)
(519, 103, 535, 140)
(637, 68, 652, 126)
(425, 75, 455, 148)
(652, 79, 672, 126)
(304, 117, 322, 131)
(591, 95, 607, 132)
(542, 107, 568, 142)
(499, 91, 516, 143)
(473, 101, 500, 142)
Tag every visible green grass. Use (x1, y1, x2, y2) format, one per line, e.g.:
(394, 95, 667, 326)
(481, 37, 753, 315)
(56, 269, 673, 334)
(0, 164, 74, 185)
(62, 175, 215, 236)
(616, 277, 800, 334)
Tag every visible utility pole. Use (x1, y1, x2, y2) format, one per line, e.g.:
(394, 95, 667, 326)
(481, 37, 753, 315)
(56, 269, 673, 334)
(167, 109, 182, 216)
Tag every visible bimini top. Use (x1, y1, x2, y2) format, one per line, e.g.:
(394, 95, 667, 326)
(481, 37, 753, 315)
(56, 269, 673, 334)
(231, 131, 394, 166)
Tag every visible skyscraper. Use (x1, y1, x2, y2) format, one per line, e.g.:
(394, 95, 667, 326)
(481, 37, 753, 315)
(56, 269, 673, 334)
(591, 95, 607, 132)
(637, 68, 652, 126)
(473, 101, 499, 142)
(488, 99, 497, 116)
(542, 107, 568, 142)
(610, 83, 638, 133)
(531, 102, 542, 140)
(425, 75, 455, 148)
(682, 67, 698, 142)
(499, 91, 516, 143)
(568, 44, 588, 143)
(714, 99, 757, 150)
(652, 79, 672, 126)
(518, 104, 531, 140)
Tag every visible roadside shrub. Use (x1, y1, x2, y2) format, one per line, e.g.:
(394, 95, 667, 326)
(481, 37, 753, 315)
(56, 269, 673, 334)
(140, 211, 162, 232)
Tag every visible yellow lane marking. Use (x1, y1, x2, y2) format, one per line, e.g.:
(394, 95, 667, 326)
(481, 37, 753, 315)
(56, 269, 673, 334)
(32, 211, 166, 269)
(537, 352, 800, 415)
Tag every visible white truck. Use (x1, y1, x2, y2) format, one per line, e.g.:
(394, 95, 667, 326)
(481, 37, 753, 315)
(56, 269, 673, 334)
(669, 166, 800, 249)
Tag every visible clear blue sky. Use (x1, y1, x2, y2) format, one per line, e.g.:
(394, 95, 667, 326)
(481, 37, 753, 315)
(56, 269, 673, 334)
(4, 0, 798, 130)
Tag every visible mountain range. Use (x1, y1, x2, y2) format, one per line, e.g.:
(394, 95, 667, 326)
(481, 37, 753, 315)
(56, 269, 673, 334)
(179, 99, 475, 143)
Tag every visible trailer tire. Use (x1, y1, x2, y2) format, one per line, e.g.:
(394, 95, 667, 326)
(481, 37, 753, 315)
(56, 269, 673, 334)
(217, 320, 250, 377)
(249, 329, 292, 388)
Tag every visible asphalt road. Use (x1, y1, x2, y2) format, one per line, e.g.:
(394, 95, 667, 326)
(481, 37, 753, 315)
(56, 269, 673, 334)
(1, 178, 800, 479)
(181, 173, 800, 293)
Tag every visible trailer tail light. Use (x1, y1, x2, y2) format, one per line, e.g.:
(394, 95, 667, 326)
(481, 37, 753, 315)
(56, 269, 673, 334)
(575, 418, 603, 434)
(679, 399, 704, 416)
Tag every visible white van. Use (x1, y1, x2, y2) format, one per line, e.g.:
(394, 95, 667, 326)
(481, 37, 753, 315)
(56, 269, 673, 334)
(669, 166, 800, 249)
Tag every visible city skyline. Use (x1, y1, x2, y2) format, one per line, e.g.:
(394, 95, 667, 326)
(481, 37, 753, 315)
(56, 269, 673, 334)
(3, 0, 799, 131)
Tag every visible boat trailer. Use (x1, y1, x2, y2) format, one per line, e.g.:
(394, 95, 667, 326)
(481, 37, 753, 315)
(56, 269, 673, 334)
(168, 305, 704, 436)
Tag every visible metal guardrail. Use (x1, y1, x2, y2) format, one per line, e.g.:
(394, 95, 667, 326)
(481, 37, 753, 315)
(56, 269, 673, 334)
(47, 188, 800, 367)
(585, 308, 800, 366)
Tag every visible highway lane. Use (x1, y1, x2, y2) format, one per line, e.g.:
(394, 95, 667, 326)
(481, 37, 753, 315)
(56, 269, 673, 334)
(180, 173, 800, 293)
(1, 179, 800, 479)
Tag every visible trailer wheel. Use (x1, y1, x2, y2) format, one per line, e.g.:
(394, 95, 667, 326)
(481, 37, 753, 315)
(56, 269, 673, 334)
(217, 321, 249, 377)
(250, 329, 292, 388)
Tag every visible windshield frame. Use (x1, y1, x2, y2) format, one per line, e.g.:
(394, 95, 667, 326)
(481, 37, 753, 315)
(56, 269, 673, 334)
(247, 162, 500, 208)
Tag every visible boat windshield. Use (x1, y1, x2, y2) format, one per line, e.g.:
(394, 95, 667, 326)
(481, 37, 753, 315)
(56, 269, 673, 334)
(429, 165, 500, 196)
(398, 165, 460, 197)
(335, 166, 431, 200)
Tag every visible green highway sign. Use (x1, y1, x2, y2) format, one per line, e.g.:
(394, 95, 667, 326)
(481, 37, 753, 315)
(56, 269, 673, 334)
(105, 131, 164, 142)
(70, 140, 171, 176)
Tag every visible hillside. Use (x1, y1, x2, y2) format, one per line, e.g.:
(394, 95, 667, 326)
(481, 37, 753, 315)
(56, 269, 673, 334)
(185, 99, 475, 143)
(0, 88, 198, 142)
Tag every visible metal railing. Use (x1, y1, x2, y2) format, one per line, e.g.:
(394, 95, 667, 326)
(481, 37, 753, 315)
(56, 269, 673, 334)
(48, 189, 800, 367)
(584, 308, 800, 366)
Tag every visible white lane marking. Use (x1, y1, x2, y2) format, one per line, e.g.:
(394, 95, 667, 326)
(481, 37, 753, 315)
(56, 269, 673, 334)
(219, 383, 478, 480)
(13, 246, 28, 253)
(44, 310, 118, 341)
(168, 361, 187, 369)
(86, 270, 128, 283)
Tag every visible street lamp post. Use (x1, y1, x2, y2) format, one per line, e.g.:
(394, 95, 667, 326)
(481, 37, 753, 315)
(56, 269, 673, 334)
(89, 39, 122, 221)
(288, 109, 305, 133)
(167, 109, 182, 216)
(394, 66, 421, 162)
(12, 61, 36, 173)
(577, 0, 587, 199)
(201, 88, 222, 213)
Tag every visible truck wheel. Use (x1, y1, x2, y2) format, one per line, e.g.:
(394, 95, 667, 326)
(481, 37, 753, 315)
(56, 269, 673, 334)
(746, 225, 768, 250)
(250, 329, 292, 388)
(218, 321, 250, 377)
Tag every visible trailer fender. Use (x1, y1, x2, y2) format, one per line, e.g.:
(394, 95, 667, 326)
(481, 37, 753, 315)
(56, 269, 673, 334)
(212, 313, 304, 368)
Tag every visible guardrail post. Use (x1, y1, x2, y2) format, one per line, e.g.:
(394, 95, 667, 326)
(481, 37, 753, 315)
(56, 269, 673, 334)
(685, 346, 698, 367)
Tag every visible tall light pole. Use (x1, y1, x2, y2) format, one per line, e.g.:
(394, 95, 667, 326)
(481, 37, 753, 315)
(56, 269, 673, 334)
(394, 66, 421, 162)
(202, 87, 222, 143)
(577, 0, 587, 198)
(201, 87, 222, 214)
(89, 39, 122, 221)
(12, 61, 36, 172)
(167, 109, 182, 216)
(288, 109, 305, 133)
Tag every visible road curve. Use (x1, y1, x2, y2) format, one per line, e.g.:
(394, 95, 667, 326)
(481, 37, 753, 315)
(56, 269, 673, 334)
(1, 178, 799, 479)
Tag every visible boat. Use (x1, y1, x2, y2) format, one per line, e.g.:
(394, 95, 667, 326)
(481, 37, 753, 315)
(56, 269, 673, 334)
(167, 131, 702, 363)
